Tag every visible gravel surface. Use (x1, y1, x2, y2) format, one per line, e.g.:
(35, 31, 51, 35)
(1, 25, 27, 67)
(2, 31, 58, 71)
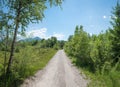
(21, 50, 88, 87)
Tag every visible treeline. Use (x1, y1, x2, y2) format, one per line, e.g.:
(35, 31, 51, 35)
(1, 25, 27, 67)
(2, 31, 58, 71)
(65, 26, 115, 73)
(64, 2, 120, 87)
(16, 37, 65, 49)
(40, 37, 65, 49)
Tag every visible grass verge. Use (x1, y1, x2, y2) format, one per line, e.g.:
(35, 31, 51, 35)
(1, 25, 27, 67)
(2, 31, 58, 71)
(70, 57, 120, 87)
(0, 46, 57, 87)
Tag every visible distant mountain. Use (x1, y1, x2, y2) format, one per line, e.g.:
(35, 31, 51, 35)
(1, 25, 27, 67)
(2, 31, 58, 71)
(19, 37, 41, 42)
(33, 37, 41, 40)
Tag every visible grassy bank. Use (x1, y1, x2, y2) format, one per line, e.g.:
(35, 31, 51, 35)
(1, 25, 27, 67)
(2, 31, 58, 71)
(0, 46, 57, 87)
(70, 57, 120, 87)
(83, 69, 120, 87)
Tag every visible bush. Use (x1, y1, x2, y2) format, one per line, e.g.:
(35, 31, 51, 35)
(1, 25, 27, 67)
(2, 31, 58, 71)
(15, 48, 20, 53)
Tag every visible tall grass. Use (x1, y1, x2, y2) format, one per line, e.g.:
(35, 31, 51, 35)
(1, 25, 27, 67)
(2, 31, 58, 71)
(86, 71, 120, 87)
(0, 46, 57, 87)
(70, 57, 120, 87)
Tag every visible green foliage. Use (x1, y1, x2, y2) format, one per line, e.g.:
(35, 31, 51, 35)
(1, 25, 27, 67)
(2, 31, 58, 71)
(64, 1, 120, 86)
(109, 1, 120, 64)
(64, 24, 120, 86)
(0, 46, 57, 87)
(85, 70, 120, 87)
(31, 40, 38, 46)
(65, 25, 91, 67)
(0, 0, 63, 87)
(40, 37, 65, 49)
(57, 40, 66, 49)
(13, 47, 56, 78)
(89, 32, 112, 73)
(64, 2, 120, 74)
(0, 0, 63, 80)
(40, 37, 57, 48)
(1, 0, 63, 35)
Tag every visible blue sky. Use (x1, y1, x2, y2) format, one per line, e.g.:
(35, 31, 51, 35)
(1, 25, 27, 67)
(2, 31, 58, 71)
(27, 0, 118, 40)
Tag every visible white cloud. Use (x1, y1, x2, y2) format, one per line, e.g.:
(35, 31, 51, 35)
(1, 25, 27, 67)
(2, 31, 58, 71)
(26, 28, 47, 38)
(89, 33, 93, 36)
(103, 15, 107, 19)
(25, 28, 65, 40)
(52, 33, 64, 40)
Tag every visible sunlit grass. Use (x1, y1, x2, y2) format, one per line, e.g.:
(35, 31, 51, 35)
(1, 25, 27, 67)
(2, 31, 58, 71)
(0, 46, 57, 87)
(79, 67, 120, 87)
(69, 56, 120, 87)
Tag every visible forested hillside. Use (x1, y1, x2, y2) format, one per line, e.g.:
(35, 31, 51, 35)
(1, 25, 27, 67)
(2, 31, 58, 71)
(64, 2, 120, 87)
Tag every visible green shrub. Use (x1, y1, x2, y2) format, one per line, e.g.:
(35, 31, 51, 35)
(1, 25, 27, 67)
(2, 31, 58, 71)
(15, 48, 20, 53)
(0, 46, 57, 87)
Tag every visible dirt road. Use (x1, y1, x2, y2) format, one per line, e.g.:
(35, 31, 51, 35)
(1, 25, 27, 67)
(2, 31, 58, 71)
(21, 50, 88, 87)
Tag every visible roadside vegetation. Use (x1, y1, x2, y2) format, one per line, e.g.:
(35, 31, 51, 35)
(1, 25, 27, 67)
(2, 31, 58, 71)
(0, 0, 64, 87)
(0, 37, 65, 87)
(64, 2, 120, 87)
(1, 0, 120, 87)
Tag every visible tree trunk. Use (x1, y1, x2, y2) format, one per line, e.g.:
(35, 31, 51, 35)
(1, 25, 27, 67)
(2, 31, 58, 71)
(6, 2, 21, 75)
(4, 26, 9, 87)
(6, 20, 19, 75)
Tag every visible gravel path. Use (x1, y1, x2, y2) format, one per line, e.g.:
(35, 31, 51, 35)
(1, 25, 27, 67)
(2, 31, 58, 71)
(21, 50, 88, 87)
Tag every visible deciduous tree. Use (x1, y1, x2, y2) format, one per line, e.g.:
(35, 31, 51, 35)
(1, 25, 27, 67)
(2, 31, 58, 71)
(0, 0, 63, 76)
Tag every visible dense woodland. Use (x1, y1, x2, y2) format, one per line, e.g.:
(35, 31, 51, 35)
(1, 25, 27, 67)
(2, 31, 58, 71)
(64, 2, 120, 87)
